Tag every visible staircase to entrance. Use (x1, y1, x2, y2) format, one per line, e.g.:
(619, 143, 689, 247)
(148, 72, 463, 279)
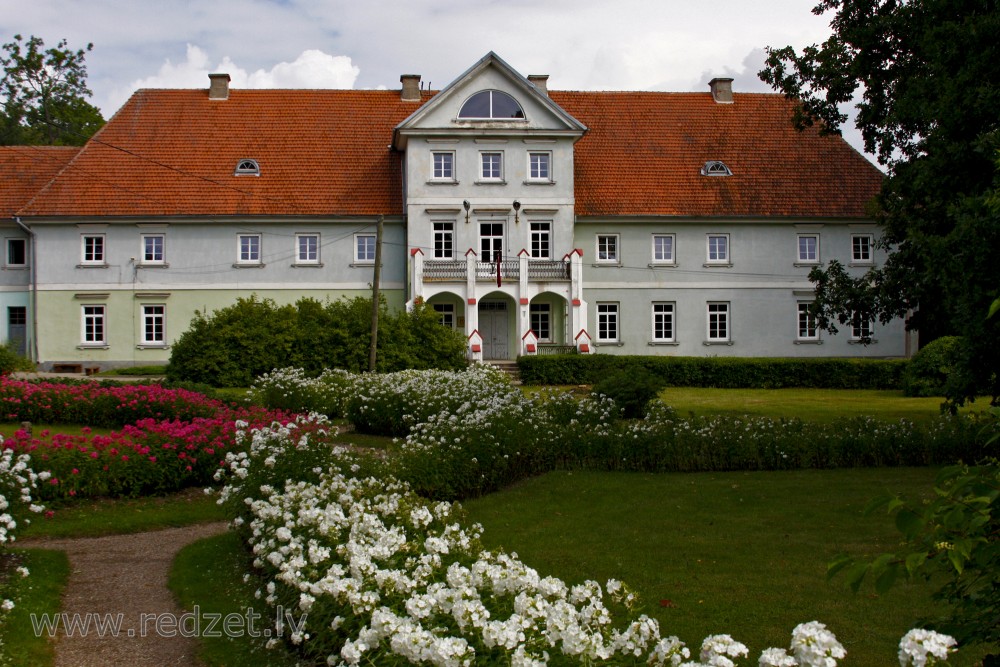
(483, 360, 521, 383)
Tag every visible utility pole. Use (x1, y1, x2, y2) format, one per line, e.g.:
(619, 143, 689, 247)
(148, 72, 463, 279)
(368, 215, 384, 372)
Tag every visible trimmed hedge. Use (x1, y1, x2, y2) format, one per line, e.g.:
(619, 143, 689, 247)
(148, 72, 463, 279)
(517, 354, 908, 389)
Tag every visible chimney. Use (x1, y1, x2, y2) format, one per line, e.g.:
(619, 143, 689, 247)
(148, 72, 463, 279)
(708, 77, 734, 104)
(528, 75, 549, 97)
(208, 73, 231, 100)
(400, 74, 421, 102)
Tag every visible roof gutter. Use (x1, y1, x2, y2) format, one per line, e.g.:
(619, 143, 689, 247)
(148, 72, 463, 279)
(12, 216, 39, 364)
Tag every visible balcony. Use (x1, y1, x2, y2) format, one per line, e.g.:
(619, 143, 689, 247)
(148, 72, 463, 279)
(424, 258, 570, 282)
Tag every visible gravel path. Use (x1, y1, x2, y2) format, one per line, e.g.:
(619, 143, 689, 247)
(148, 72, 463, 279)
(19, 522, 229, 667)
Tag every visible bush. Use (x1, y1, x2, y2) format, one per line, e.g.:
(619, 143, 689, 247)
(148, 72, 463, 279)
(592, 368, 665, 419)
(0, 342, 34, 375)
(902, 336, 963, 398)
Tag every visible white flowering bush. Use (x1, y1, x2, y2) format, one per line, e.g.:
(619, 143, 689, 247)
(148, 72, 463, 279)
(0, 442, 44, 547)
(897, 629, 957, 666)
(249, 367, 355, 417)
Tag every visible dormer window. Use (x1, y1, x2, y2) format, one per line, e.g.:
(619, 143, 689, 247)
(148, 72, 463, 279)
(459, 90, 525, 119)
(235, 159, 260, 176)
(701, 160, 732, 176)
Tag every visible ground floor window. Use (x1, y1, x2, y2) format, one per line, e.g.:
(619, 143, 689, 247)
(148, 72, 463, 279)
(142, 305, 166, 344)
(433, 303, 455, 329)
(530, 303, 551, 341)
(82, 305, 106, 345)
(797, 302, 818, 340)
(851, 313, 873, 340)
(597, 303, 619, 342)
(707, 302, 729, 341)
(652, 302, 675, 342)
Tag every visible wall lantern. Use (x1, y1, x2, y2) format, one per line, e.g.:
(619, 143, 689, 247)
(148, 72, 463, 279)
(513, 200, 521, 225)
(463, 200, 471, 224)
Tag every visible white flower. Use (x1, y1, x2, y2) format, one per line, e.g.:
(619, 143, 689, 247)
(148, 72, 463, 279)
(898, 629, 957, 667)
(0, 599, 14, 612)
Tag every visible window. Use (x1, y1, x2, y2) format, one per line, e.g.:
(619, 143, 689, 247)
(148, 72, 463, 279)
(296, 234, 320, 264)
(82, 235, 105, 264)
(528, 152, 551, 181)
(797, 302, 818, 340)
(597, 234, 619, 263)
(458, 90, 525, 119)
(652, 302, 675, 342)
(237, 234, 261, 264)
(852, 234, 873, 264)
(142, 305, 166, 345)
(530, 222, 551, 259)
(597, 303, 619, 342)
(797, 235, 819, 263)
(851, 313, 874, 340)
(81, 305, 106, 345)
(141, 234, 165, 264)
(234, 159, 260, 176)
(355, 234, 376, 263)
(433, 303, 455, 329)
(652, 234, 675, 264)
(480, 223, 503, 261)
(431, 152, 454, 180)
(480, 152, 504, 181)
(433, 222, 454, 259)
(530, 303, 551, 342)
(6, 239, 26, 266)
(701, 160, 732, 176)
(706, 234, 729, 264)
(707, 302, 730, 341)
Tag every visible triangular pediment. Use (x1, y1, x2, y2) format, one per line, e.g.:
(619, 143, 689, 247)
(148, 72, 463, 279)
(393, 52, 586, 149)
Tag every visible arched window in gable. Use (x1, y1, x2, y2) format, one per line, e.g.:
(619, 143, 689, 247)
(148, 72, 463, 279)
(459, 90, 525, 119)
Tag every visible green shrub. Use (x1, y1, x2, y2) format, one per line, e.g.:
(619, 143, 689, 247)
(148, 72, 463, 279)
(591, 368, 665, 419)
(0, 342, 34, 375)
(902, 335, 963, 398)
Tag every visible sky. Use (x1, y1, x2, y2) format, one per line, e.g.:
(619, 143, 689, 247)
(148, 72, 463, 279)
(0, 0, 870, 159)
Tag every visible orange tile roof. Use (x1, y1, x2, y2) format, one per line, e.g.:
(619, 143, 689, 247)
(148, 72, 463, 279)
(551, 91, 882, 219)
(0, 146, 79, 217)
(19, 87, 881, 220)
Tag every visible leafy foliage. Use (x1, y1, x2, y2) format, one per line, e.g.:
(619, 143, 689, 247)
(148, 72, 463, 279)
(902, 336, 963, 398)
(760, 0, 1000, 406)
(0, 342, 34, 375)
(0, 34, 104, 145)
(592, 368, 665, 419)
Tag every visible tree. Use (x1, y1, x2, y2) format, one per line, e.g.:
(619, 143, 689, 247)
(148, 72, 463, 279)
(759, 0, 1000, 406)
(1, 34, 104, 145)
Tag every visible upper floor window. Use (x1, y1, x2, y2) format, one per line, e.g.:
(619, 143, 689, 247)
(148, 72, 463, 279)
(82, 234, 105, 265)
(431, 152, 455, 181)
(597, 234, 619, 264)
(528, 152, 551, 181)
(851, 313, 874, 341)
(701, 160, 732, 176)
(530, 222, 551, 259)
(141, 234, 165, 264)
(852, 234, 874, 264)
(6, 239, 26, 267)
(458, 90, 525, 119)
(797, 234, 819, 264)
(652, 234, 675, 264)
(235, 159, 260, 176)
(706, 234, 730, 264)
(237, 234, 261, 265)
(433, 222, 454, 260)
(480, 152, 504, 181)
(355, 234, 376, 264)
(296, 233, 320, 265)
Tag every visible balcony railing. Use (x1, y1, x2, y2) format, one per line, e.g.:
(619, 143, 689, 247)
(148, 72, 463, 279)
(423, 258, 570, 282)
(476, 260, 519, 281)
(423, 260, 465, 281)
(527, 260, 571, 280)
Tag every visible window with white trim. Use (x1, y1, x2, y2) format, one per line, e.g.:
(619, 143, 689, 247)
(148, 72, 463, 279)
(6, 239, 26, 267)
(851, 313, 874, 340)
(530, 303, 551, 342)
(530, 222, 551, 259)
(652, 234, 675, 264)
(652, 302, 675, 342)
(707, 302, 730, 341)
(82, 234, 105, 265)
(480, 152, 504, 181)
(480, 223, 503, 261)
(81, 304, 106, 345)
(433, 303, 455, 329)
(431, 152, 455, 181)
(797, 302, 818, 340)
(141, 234, 165, 264)
(852, 234, 874, 264)
(528, 152, 551, 181)
(706, 234, 729, 264)
(596, 234, 619, 263)
(142, 304, 166, 345)
(797, 234, 819, 263)
(433, 222, 454, 259)
(458, 90, 525, 119)
(296, 233, 320, 264)
(237, 234, 261, 264)
(597, 303, 619, 342)
(355, 234, 376, 264)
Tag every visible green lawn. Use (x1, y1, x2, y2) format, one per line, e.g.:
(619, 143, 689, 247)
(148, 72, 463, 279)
(463, 468, 994, 667)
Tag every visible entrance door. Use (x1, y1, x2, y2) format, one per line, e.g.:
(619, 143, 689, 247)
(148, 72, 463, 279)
(480, 301, 508, 359)
(7, 307, 26, 356)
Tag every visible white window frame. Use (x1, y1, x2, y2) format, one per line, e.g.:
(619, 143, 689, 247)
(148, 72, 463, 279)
(527, 151, 552, 182)
(237, 234, 261, 265)
(295, 233, 321, 265)
(81, 304, 106, 345)
(530, 221, 551, 259)
(596, 234, 619, 264)
(81, 234, 106, 265)
(479, 151, 504, 181)
(652, 234, 676, 265)
(141, 304, 166, 346)
(480, 222, 504, 262)
(851, 234, 874, 264)
(851, 313, 874, 340)
(6, 238, 27, 267)
(797, 234, 819, 264)
(431, 151, 455, 181)
(596, 302, 619, 342)
(433, 303, 455, 329)
(707, 302, 730, 342)
(140, 233, 165, 265)
(530, 303, 552, 342)
(652, 302, 676, 343)
(797, 302, 819, 341)
(706, 234, 730, 265)
(433, 222, 454, 260)
(355, 233, 376, 264)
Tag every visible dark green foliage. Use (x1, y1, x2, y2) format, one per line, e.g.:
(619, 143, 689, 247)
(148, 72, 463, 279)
(902, 336, 963, 398)
(167, 296, 467, 386)
(591, 368, 665, 419)
(518, 354, 908, 389)
(0, 341, 34, 374)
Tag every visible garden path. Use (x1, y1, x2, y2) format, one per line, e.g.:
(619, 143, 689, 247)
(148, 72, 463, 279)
(20, 521, 228, 667)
